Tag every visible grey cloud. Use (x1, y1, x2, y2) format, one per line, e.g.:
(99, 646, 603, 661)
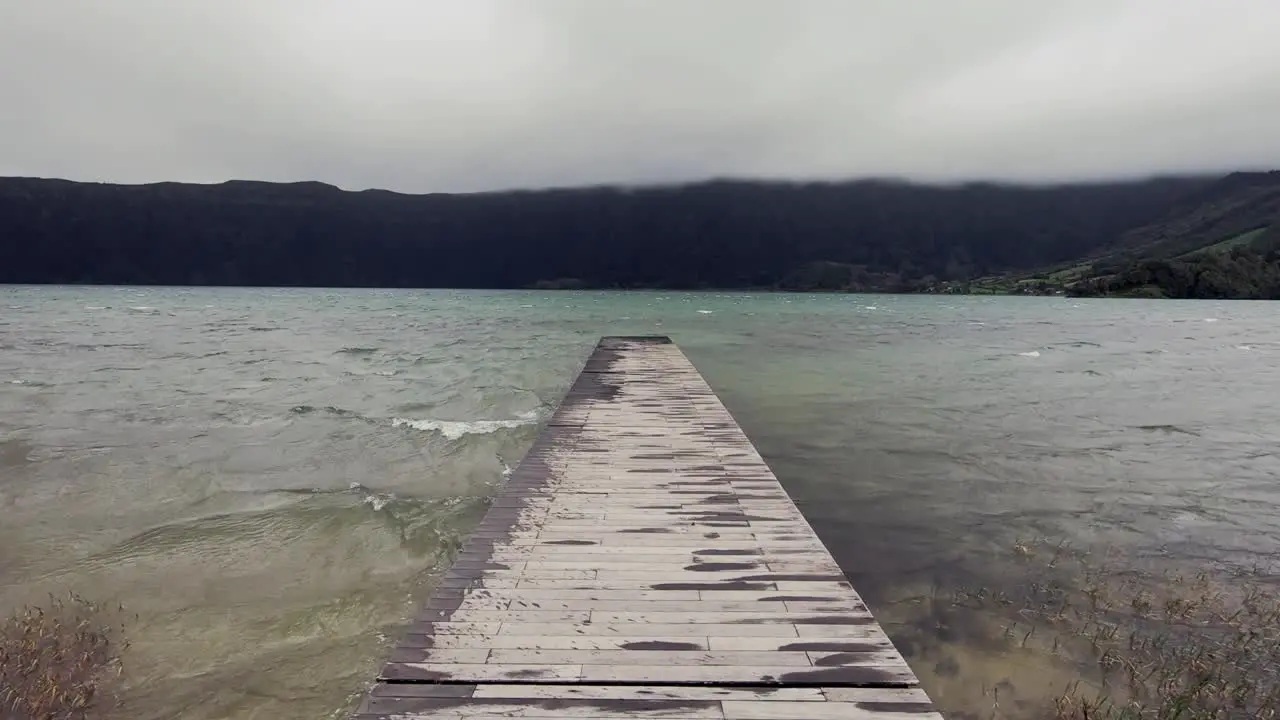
(2, 0, 1278, 192)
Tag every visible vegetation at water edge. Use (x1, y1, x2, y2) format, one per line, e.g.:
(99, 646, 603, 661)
(1, 595, 126, 720)
(942, 540, 1280, 719)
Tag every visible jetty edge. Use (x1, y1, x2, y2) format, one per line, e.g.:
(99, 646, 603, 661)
(353, 336, 940, 719)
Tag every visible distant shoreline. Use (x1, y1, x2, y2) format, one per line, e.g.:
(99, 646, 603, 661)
(3, 281, 1264, 299)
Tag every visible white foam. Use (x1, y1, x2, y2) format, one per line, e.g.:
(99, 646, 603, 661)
(1018, 350, 1042, 358)
(1237, 345, 1253, 351)
(519, 304, 534, 308)
(85, 306, 107, 310)
(864, 306, 878, 310)
(128, 306, 156, 311)
(393, 410, 540, 441)
(363, 494, 391, 511)
(375, 370, 397, 377)
(9, 379, 25, 385)
(1205, 318, 1219, 323)
(697, 310, 713, 314)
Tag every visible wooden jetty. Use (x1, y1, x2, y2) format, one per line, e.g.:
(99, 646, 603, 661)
(355, 336, 939, 719)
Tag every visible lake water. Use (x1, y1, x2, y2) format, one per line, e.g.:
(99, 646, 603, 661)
(2, 287, 1279, 719)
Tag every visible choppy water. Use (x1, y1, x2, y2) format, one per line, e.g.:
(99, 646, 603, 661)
(2, 287, 1279, 719)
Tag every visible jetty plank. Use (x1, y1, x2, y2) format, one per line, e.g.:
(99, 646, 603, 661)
(353, 337, 935, 719)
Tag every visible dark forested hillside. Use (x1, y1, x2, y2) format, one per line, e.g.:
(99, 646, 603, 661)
(0, 174, 1234, 289)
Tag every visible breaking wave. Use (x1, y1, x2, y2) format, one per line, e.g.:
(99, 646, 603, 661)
(392, 410, 542, 441)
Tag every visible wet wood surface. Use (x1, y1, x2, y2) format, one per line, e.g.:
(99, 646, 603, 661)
(355, 337, 938, 719)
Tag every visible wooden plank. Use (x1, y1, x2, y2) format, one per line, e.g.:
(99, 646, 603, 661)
(508, 580, 781, 590)
(502, 600, 826, 613)
(723, 698, 943, 720)
(697, 590, 864, 602)
(496, 623, 800, 637)
(352, 337, 934, 720)
(470, 685, 827, 701)
(447, 588, 703, 600)
(381, 663, 583, 682)
(482, 553, 837, 564)
(585, 611, 874, 624)
(394, 635, 712, 651)
(466, 649, 815, 667)
(706, 636, 895, 652)
(503, 537, 825, 547)
(576, 665, 919, 685)
(821, 687, 937, 703)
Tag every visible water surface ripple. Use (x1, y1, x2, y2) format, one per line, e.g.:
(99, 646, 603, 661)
(2, 287, 1277, 718)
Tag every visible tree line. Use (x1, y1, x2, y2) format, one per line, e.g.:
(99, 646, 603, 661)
(1072, 244, 1280, 299)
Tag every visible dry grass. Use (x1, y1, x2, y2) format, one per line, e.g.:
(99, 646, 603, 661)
(952, 539, 1280, 719)
(0, 594, 127, 720)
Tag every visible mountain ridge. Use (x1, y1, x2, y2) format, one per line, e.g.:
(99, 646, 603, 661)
(0, 172, 1275, 296)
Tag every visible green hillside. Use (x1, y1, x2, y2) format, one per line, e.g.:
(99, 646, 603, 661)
(1005, 172, 1280, 298)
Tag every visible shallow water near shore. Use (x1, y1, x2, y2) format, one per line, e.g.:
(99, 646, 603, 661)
(2, 286, 1279, 718)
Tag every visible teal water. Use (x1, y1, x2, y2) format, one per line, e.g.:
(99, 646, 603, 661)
(2, 287, 1279, 718)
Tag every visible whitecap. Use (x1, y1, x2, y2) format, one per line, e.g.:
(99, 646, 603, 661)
(864, 306, 878, 310)
(1018, 351, 1041, 358)
(1237, 345, 1253, 351)
(519, 304, 534, 308)
(363, 494, 392, 511)
(128, 306, 156, 311)
(1204, 318, 1219, 323)
(392, 410, 540, 441)
(375, 370, 397, 377)
(697, 310, 713, 314)
(9, 379, 25, 385)
(85, 306, 107, 310)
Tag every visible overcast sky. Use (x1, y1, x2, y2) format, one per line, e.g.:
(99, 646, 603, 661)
(2, 0, 1279, 193)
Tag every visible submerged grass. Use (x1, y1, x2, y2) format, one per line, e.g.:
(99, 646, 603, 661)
(0, 594, 127, 720)
(947, 539, 1280, 719)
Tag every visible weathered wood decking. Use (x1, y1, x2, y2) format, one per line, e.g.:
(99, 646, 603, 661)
(356, 337, 939, 719)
